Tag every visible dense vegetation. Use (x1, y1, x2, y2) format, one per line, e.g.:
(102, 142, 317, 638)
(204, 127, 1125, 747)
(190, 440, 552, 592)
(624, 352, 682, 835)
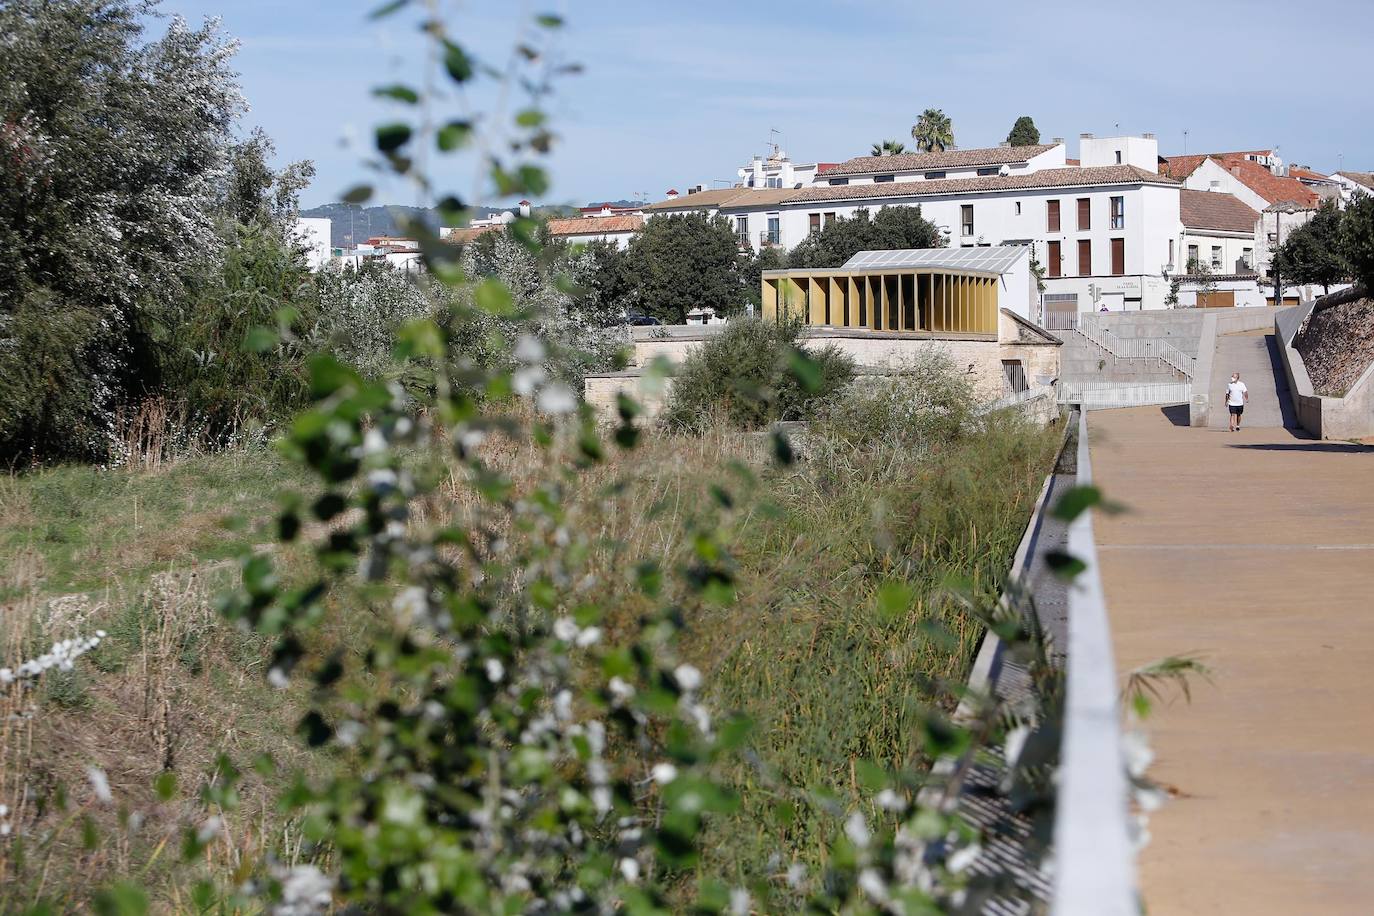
(1275, 194, 1374, 294)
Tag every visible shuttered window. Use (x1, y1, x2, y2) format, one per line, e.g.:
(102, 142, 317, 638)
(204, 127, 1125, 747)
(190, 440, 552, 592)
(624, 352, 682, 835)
(1111, 238, 1125, 275)
(809, 213, 821, 234)
(1047, 241, 1061, 278)
(1077, 198, 1091, 231)
(1078, 239, 1092, 276)
(1047, 200, 1061, 232)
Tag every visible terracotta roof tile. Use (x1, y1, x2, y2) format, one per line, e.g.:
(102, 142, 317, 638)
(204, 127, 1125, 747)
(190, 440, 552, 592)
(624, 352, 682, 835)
(818, 144, 1058, 177)
(645, 187, 797, 212)
(1179, 190, 1259, 233)
(781, 165, 1177, 204)
(1161, 154, 1319, 207)
(546, 215, 643, 235)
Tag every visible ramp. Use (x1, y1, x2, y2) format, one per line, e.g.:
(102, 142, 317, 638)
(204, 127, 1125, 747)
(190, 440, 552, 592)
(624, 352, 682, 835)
(1206, 330, 1296, 428)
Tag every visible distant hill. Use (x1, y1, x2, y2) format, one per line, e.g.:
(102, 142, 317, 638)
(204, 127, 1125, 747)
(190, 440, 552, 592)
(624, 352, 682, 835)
(302, 202, 582, 248)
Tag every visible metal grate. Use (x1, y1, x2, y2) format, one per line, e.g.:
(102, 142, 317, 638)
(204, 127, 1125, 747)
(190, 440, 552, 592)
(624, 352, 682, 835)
(842, 246, 1028, 275)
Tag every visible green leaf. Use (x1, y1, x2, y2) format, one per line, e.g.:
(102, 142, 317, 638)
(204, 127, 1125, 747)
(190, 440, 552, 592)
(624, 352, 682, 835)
(375, 122, 412, 153)
(307, 354, 362, 399)
(154, 771, 177, 802)
(1045, 549, 1087, 581)
(341, 184, 373, 204)
(93, 882, 147, 916)
(373, 83, 419, 104)
(1052, 485, 1101, 522)
(875, 580, 916, 622)
(443, 42, 474, 82)
(368, 0, 409, 18)
(535, 13, 564, 27)
(437, 120, 472, 152)
(771, 429, 795, 466)
(515, 108, 546, 128)
(243, 326, 278, 353)
(474, 279, 516, 316)
(787, 347, 824, 393)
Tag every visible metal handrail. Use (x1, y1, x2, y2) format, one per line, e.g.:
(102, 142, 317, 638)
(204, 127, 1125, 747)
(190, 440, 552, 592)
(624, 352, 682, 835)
(1052, 407, 1137, 915)
(1075, 316, 1196, 379)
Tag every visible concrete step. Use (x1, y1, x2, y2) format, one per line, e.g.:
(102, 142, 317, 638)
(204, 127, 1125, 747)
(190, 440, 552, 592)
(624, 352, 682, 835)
(1207, 332, 1295, 429)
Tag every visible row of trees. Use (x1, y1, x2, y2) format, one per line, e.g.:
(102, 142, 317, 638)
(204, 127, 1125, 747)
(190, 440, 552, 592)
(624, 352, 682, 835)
(872, 112, 1040, 157)
(1274, 196, 1374, 294)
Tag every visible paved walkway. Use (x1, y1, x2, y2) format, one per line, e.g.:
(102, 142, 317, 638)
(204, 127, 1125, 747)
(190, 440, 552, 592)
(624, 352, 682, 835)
(1089, 406, 1374, 915)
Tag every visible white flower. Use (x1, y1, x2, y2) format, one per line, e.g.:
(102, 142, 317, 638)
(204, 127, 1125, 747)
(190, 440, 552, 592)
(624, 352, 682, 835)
(673, 664, 702, 691)
(592, 786, 612, 814)
(785, 862, 806, 888)
(574, 626, 601, 647)
(651, 763, 678, 785)
(0, 804, 8, 817)
(608, 677, 635, 702)
(87, 767, 113, 805)
(553, 617, 578, 642)
(484, 658, 505, 683)
(1121, 730, 1155, 779)
(366, 468, 398, 493)
(457, 427, 486, 452)
(513, 366, 546, 397)
(197, 815, 224, 843)
(536, 382, 577, 415)
(728, 887, 750, 916)
(392, 586, 427, 622)
(274, 864, 333, 915)
(0, 669, 11, 685)
(267, 667, 290, 689)
(553, 689, 573, 722)
(946, 842, 982, 874)
(858, 867, 888, 902)
(845, 811, 871, 848)
(875, 788, 907, 812)
(361, 427, 387, 456)
(514, 334, 546, 364)
(618, 857, 640, 882)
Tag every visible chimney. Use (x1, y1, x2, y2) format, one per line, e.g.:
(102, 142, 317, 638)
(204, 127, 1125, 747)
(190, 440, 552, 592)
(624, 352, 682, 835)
(999, 141, 1011, 148)
(1143, 132, 1155, 140)
(1051, 137, 1065, 145)
(665, 188, 679, 200)
(1080, 132, 1094, 140)
(518, 199, 531, 217)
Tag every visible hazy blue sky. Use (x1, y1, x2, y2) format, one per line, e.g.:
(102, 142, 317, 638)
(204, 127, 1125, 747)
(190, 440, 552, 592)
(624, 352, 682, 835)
(157, 0, 1373, 209)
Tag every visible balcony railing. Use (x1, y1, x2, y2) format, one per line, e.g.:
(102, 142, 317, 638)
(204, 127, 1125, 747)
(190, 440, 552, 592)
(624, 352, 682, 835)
(759, 230, 781, 248)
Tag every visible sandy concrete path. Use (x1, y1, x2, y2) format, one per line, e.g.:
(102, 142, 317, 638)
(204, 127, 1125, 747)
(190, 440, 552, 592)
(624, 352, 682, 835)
(1088, 406, 1374, 915)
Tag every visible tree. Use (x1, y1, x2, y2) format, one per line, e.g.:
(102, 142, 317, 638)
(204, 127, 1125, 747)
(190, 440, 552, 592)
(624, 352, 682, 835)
(623, 213, 746, 323)
(870, 139, 906, 157)
(787, 206, 944, 269)
(911, 108, 954, 153)
(1339, 194, 1374, 293)
(1274, 199, 1350, 293)
(0, 0, 246, 461)
(1006, 116, 1041, 147)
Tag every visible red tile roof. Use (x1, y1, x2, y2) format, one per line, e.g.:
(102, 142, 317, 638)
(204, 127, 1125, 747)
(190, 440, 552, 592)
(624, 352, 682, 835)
(1288, 166, 1331, 183)
(1160, 154, 1319, 207)
(445, 224, 502, 243)
(546, 215, 643, 235)
(818, 144, 1058, 177)
(1179, 190, 1260, 234)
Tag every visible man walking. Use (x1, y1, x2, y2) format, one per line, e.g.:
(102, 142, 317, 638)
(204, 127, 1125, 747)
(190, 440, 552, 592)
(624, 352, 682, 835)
(1226, 372, 1249, 432)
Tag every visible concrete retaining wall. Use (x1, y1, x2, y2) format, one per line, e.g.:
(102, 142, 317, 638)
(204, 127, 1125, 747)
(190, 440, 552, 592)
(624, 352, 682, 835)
(1274, 302, 1374, 439)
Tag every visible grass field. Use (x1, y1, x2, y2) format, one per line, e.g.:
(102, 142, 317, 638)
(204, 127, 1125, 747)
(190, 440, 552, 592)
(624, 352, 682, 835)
(0, 406, 1060, 908)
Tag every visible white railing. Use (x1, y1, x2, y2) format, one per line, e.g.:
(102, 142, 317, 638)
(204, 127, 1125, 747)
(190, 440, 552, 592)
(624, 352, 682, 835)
(1075, 316, 1196, 379)
(1058, 381, 1191, 409)
(1052, 408, 1137, 915)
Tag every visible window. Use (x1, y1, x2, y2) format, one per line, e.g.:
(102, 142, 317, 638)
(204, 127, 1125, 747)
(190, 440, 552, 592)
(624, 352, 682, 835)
(765, 215, 780, 245)
(925, 170, 947, 179)
(961, 204, 974, 237)
(977, 167, 998, 176)
(874, 175, 895, 183)
(1168, 239, 1175, 267)
(1110, 196, 1125, 229)
(1015, 201, 1022, 216)
(828, 177, 849, 186)
(1078, 239, 1092, 276)
(1111, 238, 1125, 275)
(1187, 244, 1199, 267)
(735, 215, 748, 245)
(823, 211, 837, 227)
(1047, 240, 1062, 278)
(766, 177, 781, 189)
(1002, 360, 1027, 394)
(1077, 198, 1091, 231)
(1115, 150, 1122, 164)
(1211, 246, 1222, 270)
(1242, 247, 1254, 269)
(809, 213, 821, 234)
(1047, 200, 1061, 232)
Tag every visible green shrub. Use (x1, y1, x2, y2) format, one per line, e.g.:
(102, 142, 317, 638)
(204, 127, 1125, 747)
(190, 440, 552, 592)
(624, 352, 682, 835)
(663, 318, 855, 431)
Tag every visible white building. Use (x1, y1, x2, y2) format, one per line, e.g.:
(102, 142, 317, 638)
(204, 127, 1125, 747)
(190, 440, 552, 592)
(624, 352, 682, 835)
(292, 217, 333, 270)
(1332, 170, 1374, 203)
(547, 215, 643, 249)
(649, 134, 1187, 314)
(1178, 189, 1259, 274)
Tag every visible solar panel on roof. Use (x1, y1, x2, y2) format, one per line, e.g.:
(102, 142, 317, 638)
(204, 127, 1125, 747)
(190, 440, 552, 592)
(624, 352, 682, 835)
(841, 246, 1027, 274)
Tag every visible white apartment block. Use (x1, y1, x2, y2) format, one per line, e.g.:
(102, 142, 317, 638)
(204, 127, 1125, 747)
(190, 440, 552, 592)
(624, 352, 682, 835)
(648, 133, 1189, 314)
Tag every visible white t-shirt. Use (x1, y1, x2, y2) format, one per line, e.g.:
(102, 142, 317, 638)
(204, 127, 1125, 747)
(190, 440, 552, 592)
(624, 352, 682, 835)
(1226, 381, 1248, 406)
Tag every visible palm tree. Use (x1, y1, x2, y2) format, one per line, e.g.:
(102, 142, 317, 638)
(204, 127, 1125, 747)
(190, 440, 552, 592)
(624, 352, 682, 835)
(869, 139, 906, 157)
(911, 109, 954, 153)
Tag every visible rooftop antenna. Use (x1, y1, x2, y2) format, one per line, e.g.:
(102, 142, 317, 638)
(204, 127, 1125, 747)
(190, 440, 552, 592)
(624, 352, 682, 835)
(1183, 128, 1188, 155)
(769, 126, 782, 158)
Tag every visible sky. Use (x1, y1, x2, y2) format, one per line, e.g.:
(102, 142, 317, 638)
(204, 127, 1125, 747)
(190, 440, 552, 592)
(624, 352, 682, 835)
(155, 0, 1374, 211)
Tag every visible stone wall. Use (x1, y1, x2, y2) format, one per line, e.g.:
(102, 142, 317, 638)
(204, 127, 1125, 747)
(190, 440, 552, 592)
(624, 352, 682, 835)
(1274, 300, 1374, 440)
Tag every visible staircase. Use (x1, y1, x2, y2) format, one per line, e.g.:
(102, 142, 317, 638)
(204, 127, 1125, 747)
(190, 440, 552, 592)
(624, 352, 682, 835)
(1206, 331, 1295, 429)
(1068, 316, 1196, 380)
